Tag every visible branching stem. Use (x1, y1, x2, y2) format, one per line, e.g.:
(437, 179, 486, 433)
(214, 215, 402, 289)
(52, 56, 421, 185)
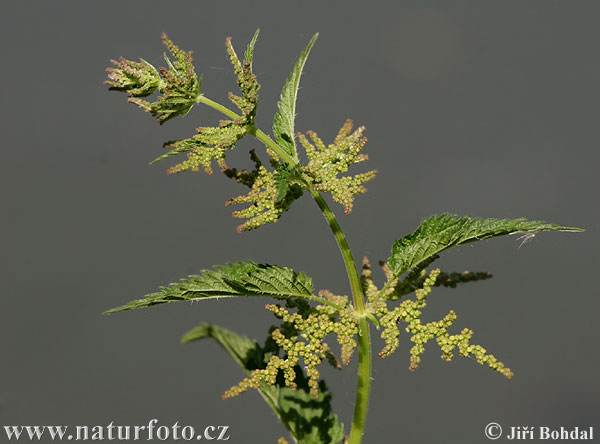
(196, 94, 372, 444)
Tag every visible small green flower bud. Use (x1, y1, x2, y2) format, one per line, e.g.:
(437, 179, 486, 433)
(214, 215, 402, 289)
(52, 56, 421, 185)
(105, 57, 161, 97)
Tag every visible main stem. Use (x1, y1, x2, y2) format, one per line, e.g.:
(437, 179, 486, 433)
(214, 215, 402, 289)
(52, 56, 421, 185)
(197, 95, 372, 444)
(309, 189, 372, 444)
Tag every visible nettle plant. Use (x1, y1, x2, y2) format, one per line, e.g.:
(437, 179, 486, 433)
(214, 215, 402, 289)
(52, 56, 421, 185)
(104, 31, 581, 444)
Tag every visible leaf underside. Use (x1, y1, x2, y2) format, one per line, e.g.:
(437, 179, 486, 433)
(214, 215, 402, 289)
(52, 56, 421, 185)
(272, 33, 319, 160)
(387, 213, 582, 277)
(104, 262, 315, 314)
(182, 323, 345, 444)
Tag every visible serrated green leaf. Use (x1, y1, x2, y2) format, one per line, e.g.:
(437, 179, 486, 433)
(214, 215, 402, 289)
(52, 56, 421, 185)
(273, 33, 318, 160)
(244, 29, 260, 68)
(278, 380, 345, 444)
(274, 164, 304, 204)
(104, 262, 325, 314)
(387, 214, 583, 277)
(182, 323, 344, 444)
(275, 165, 292, 202)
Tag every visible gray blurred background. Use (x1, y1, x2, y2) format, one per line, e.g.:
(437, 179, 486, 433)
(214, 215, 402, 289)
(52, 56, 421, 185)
(1, 1, 598, 442)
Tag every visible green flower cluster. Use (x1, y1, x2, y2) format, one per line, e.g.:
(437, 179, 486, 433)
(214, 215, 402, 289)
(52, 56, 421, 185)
(363, 258, 512, 378)
(224, 299, 358, 400)
(225, 119, 379, 231)
(164, 124, 245, 175)
(361, 256, 397, 316)
(106, 34, 378, 234)
(224, 149, 303, 232)
(411, 318, 513, 378)
(105, 57, 161, 97)
(106, 33, 263, 176)
(127, 34, 200, 124)
(224, 35, 260, 124)
(299, 120, 377, 214)
(377, 269, 441, 359)
(164, 34, 260, 175)
(226, 163, 282, 232)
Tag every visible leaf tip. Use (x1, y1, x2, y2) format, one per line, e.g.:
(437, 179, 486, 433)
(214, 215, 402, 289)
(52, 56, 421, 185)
(102, 307, 120, 315)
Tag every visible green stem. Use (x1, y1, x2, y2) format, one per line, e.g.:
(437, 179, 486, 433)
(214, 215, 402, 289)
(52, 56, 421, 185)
(350, 317, 371, 444)
(196, 94, 372, 444)
(196, 95, 238, 120)
(196, 95, 296, 166)
(310, 189, 371, 444)
(307, 190, 364, 312)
